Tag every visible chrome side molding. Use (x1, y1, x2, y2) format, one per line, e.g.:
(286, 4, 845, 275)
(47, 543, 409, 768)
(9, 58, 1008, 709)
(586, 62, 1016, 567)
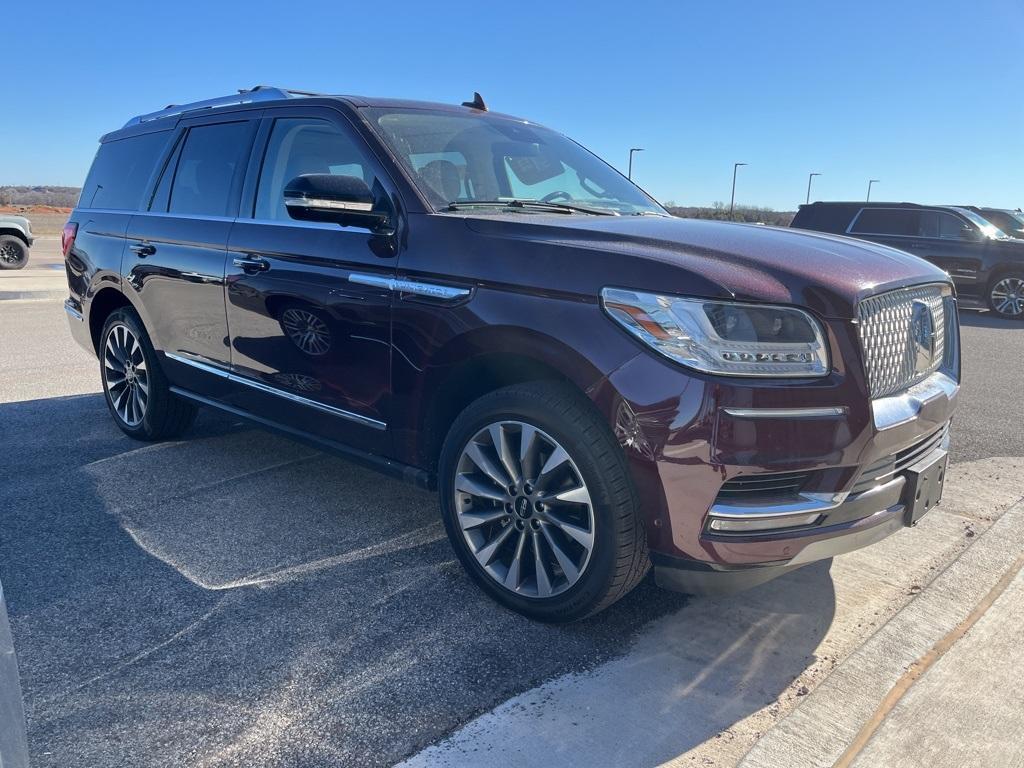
(348, 273, 470, 301)
(165, 353, 386, 431)
(722, 406, 848, 419)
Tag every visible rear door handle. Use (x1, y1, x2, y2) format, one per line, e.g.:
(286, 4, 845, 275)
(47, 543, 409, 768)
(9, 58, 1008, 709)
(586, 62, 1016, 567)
(232, 256, 270, 273)
(129, 243, 156, 257)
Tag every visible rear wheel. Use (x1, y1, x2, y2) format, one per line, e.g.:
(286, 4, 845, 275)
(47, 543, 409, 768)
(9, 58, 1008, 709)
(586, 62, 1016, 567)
(0, 235, 28, 270)
(987, 272, 1024, 320)
(100, 308, 197, 440)
(439, 382, 649, 622)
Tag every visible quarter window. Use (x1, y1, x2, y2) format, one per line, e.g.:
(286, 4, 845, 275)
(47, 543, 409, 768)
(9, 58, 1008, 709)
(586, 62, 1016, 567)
(79, 131, 171, 210)
(254, 118, 380, 221)
(167, 122, 253, 217)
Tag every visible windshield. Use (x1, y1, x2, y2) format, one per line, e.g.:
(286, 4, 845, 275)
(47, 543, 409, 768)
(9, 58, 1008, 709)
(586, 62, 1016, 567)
(954, 207, 1009, 239)
(364, 108, 666, 216)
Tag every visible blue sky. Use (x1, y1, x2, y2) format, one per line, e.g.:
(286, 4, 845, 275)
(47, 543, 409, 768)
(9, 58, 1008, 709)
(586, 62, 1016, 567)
(5, 0, 1022, 210)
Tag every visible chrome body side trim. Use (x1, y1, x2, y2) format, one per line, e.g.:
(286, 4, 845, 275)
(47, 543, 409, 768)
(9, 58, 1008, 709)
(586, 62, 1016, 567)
(63, 300, 84, 321)
(871, 370, 959, 430)
(165, 352, 386, 430)
(348, 273, 471, 301)
(722, 406, 848, 419)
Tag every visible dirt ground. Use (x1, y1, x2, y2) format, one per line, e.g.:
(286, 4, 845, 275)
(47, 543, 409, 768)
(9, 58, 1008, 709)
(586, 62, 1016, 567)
(1, 207, 72, 236)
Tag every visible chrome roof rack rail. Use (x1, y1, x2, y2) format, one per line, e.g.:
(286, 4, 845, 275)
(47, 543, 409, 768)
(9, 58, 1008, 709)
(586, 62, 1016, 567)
(122, 86, 322, 128)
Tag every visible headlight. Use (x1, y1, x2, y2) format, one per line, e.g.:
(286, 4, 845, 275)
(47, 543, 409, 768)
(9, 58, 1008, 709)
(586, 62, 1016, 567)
(601, 288, 830, 377)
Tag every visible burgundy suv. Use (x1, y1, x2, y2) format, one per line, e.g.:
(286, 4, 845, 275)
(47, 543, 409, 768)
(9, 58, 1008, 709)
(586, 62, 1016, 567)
(63, 87, 960, 621)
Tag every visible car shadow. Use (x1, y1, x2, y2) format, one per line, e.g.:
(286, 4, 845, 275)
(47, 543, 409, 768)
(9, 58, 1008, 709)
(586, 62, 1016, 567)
(956, 308, 1021, 330)
(0, 393, 833, 768)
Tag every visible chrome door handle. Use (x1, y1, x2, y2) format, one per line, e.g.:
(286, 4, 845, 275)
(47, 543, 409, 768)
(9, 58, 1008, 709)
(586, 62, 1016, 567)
(232, 256, 270, 273)
(129, 243, 156, 257)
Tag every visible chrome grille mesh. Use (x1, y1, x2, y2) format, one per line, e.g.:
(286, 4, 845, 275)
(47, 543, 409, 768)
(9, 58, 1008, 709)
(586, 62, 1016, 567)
(857, 284, 946, 398)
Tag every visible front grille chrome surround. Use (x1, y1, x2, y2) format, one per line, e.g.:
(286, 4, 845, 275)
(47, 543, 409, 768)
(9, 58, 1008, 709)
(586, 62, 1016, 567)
(857, 284, 950, 399)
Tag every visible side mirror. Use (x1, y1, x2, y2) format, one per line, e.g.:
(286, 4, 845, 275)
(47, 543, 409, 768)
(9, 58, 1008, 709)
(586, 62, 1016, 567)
(284, 174, 392, 233)
(959, 227, 982, 242)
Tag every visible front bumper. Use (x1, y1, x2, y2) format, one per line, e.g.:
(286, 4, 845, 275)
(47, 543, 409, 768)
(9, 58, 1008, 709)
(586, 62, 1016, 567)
(595, 311, 959, 594)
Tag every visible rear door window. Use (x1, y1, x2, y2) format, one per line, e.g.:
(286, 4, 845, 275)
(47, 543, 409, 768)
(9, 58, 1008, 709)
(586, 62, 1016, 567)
(848, 208, 918, 237)
(79, 131, 171, 210)
(167, 122, 253, 217)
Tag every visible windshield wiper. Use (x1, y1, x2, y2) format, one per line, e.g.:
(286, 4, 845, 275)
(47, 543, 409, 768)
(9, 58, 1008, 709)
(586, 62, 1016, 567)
(446, 199, 618, 216)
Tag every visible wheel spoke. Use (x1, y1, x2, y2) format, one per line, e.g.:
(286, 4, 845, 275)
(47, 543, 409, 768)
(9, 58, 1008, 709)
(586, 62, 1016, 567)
(540, 522, 580, 583)
(519, 424, 540, 482)
(474, 522, 516, 566)
(464, 441, 511, 489)
(543, 510, 595, 550)
(458, 508, 507, 531)
(488, 424, 521, 485)
(535, 445, 570, 490)
(504, 530, 528, 590)
(455, 474, 509, 503)
(551, 484, 592, 506)
(532, 531, 553, 597)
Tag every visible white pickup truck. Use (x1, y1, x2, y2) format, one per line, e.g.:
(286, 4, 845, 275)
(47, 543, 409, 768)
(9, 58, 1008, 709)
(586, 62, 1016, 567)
(0, 215, 33, 270)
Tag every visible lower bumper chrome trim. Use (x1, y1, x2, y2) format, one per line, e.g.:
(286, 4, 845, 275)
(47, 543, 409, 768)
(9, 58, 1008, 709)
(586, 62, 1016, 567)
(722, 406, 848, 419)
(871, 371, 959, 430)
(63, 300, 83, 321)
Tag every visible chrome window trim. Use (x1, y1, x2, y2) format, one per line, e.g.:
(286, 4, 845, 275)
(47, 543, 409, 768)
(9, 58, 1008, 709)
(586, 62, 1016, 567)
(722, 406, 848, 419)
(165, 352, 386, 430)
(348, 273, 471, 301)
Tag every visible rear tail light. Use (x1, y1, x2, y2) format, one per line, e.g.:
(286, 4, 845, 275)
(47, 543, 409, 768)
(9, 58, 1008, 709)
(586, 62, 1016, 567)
(61, 222, 78, 258)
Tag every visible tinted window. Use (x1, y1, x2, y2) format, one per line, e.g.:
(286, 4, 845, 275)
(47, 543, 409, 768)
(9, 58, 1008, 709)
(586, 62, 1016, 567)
(849, 208, 918, 236)
(148, 134, 184, 212)
(918, 211, 969, 239)
(168, 122, 252, 217)
(254, 118, 380, 221)
(79, 131, 171, 210)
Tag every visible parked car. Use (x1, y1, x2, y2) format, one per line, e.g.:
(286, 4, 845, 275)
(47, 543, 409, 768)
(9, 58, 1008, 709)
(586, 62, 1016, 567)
(0, 578, 30, 768)
(63, 87, 960, 621)
(957, 206, 1024, 240)
(791, 201, 1024, 319)
(0, 215, 33, 270)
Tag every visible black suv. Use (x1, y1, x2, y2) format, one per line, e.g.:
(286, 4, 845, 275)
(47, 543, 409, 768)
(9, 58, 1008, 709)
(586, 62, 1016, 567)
(958, 206, 1024, 241)
(791, 201, 1024, 319)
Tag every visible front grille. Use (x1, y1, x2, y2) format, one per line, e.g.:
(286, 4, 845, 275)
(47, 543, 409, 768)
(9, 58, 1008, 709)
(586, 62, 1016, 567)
(850, 422, 949, 495)
(857, 284, 947, 398)
(716, 471, 811, 500)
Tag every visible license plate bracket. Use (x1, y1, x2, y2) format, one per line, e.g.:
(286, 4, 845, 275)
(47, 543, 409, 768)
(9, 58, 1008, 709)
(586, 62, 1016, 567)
(903, 450, 949, 526)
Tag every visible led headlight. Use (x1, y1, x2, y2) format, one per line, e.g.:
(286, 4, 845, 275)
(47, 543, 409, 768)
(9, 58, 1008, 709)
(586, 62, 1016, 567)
(601, 288, 829, 377)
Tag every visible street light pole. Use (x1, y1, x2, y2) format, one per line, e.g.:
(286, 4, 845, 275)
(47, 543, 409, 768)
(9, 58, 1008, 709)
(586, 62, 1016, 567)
(806, 172, 821, 205)
(729, 162, 747, 220)
(867, 179, 880, 202)
(628, 148, 644, 181)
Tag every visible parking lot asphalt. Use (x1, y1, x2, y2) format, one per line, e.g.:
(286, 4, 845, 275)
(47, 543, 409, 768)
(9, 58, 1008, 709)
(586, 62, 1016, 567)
(1, 289, 1023, 767)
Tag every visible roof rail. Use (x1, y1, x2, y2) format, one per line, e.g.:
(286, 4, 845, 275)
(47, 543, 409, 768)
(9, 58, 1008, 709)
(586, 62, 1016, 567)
(121, 86, 321, 128)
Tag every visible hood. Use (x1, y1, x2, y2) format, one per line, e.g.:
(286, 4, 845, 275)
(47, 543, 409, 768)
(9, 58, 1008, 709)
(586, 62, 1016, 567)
(464, 215, 951, 319)
(0, 215, 31, 230)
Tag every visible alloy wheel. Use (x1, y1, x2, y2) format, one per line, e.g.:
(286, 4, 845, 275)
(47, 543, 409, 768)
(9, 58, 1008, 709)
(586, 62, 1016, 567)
(103, 324, 149, 427)
(453, 421, 595, 598)
(0, 242, 22, 265)
(282, 308, 331, 355)
(991, 277, 1024, 317)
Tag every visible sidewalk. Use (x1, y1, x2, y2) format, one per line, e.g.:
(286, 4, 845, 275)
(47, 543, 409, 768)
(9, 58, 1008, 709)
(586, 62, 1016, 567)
(739, 496, 1024, 768)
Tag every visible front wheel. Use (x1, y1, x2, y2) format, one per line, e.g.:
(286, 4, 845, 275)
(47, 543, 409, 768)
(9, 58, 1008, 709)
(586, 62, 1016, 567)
(987, 272, 1024, 320)
(0, 235, 28, 270)
(439, 382, 649, 622)
(100, 308, 197, 440)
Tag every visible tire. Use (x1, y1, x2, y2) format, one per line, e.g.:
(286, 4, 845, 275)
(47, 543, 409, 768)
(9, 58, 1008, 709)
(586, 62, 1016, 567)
(439, 381, 649, 622)
(0, 235, 28, 270)
(100, 308, 197, 440)
(987, 272, 1024, 320)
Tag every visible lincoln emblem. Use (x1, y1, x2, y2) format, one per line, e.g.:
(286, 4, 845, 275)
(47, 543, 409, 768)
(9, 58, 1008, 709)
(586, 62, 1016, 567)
(910, 300, 937, 374)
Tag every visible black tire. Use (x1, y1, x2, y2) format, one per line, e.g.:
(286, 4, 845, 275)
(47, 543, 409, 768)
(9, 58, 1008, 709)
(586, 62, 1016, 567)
(439, 381, 649, 622)
(0, 235, 28, 270)
(986, 271, 1024, 320)
(100, 308, 197, 440)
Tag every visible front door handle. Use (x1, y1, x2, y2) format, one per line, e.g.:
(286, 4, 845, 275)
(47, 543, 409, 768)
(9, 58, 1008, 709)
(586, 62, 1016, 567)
(232, 256, 270, 273)
(129, 243, 156, 257)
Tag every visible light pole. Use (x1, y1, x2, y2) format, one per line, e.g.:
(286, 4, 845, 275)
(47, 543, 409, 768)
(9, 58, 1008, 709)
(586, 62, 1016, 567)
(867, 179, 880, 202)
(729, 162, 747, 219)
(628, 148, 644, 181)
(806, 172, 821, 205)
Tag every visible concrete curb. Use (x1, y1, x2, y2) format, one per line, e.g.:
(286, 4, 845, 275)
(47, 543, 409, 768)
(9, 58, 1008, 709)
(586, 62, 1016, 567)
(737, 496, 1024, 768)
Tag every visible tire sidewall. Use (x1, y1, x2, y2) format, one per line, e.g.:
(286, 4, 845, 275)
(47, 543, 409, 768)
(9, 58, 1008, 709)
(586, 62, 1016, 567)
(987, 271, 1024, 320)
(439, 387, 627, 622)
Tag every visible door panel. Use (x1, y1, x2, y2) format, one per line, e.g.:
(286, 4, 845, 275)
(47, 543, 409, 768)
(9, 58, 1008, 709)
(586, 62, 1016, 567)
(224, 221, 394, 449)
